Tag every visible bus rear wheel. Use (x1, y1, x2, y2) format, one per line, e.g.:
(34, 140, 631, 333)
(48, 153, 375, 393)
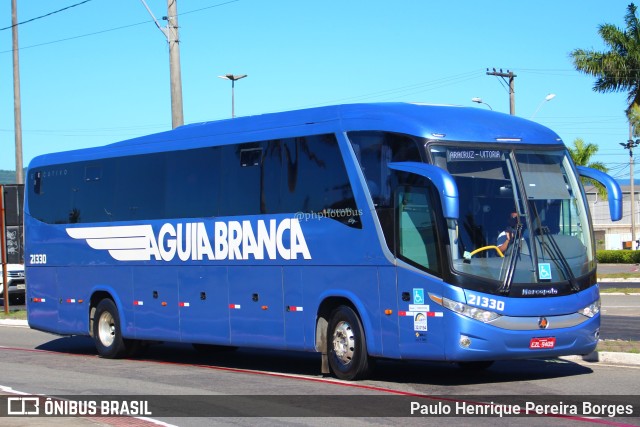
(93, 299, 127, 359)
(327, 305, 372, 380)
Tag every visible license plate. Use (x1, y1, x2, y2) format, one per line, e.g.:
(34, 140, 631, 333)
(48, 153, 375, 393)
(529, 337, 556, 349)
(17, 284, 26, 290)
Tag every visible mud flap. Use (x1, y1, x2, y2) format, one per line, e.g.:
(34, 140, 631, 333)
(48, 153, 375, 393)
(317, 317, 330, 375)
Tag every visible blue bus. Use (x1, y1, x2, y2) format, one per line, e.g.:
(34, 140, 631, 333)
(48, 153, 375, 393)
(25, 103, 621, 380)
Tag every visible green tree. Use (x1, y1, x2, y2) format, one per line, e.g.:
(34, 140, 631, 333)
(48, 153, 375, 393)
(629, 104, 640, 136)
(568, 137, 609, 198)
(570, 3, 640, 118)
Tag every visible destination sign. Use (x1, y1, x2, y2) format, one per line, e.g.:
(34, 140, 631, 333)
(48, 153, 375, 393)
(447, 149, 503, 162)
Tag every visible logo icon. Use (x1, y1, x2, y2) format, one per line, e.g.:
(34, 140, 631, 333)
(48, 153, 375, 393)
(7, 397, 40, 415)
(538, 317, 549, 329)
(413, 288, 424, 304)
(538, 263, 552, 281)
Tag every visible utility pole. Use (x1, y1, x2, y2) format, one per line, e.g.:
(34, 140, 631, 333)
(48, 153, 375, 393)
(486, 68, 516, 115)
(622, 126, 639, 248)
(12, 0, 24, 184)
(140, 0, 184, 128)
(166, 0, 183, 128)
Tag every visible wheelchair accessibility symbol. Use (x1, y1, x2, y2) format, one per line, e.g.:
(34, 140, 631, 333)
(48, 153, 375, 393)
(413, 288, 425, 304)
(538, 263, 552, 281)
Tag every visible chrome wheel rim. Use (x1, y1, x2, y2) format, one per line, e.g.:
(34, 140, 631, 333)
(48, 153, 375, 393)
(98, 311, 116, 347)
(332, 320, 355, 366)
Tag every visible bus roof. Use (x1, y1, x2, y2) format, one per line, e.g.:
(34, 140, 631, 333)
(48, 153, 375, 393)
(28, 103, 564, 168)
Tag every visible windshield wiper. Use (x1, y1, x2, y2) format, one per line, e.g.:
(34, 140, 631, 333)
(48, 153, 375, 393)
(536, 225, 580, 292)
(498, 222, 523, 295)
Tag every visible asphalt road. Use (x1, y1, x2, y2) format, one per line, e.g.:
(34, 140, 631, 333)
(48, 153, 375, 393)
(600, 294, 640, 341)
(0, 325, 639, 426)
(597, 263, 640, 275)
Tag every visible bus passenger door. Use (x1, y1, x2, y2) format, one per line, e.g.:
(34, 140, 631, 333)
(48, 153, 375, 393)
(228, 266, 285, 347)
(394, 184, 445, 360)
(396, 268, 445, 359)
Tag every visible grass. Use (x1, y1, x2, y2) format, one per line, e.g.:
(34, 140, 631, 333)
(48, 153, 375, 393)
(597, 340, 640, 354)
(600, 287, 639, 294)
(0, 308, 26, 320)
(598, 272, 640, 279)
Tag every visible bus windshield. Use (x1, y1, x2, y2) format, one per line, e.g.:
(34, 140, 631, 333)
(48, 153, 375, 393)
(430, 145, 595, 287)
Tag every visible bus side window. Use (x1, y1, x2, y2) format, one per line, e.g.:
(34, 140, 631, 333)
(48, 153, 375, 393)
(164, 147, 219, 219)
(396, 184, 441, 275)
(279, 134, 360, 227)
(219, 143, 266, 216)
(348, 131, 423, 209)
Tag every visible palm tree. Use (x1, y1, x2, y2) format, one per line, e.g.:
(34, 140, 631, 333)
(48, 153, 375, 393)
(570, 3, 640, 117)
(568, 137, 609, 198)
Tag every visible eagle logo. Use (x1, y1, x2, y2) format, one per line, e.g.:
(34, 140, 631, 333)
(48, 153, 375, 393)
(66, 225, 155, 261)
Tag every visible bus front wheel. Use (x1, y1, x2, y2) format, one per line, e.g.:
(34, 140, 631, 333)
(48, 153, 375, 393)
(93, 299, 127, 359)
(327, 305, 372, 380)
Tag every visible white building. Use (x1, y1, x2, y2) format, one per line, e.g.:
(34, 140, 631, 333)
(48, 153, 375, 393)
(585, 183, 638, 250)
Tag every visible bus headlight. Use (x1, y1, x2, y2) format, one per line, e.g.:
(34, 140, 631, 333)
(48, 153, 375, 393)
(442, 297, 501, 323)
(578, 298, 600, 318)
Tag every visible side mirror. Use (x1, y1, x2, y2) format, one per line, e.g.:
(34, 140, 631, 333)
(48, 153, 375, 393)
(388, 162, 459, 219)
(576, 166, 622, 221)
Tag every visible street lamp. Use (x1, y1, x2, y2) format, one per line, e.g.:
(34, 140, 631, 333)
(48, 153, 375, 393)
(530, 93, 556, 119)
(621, 138, 640, 247)
(471, 97, 492, 110)
(218, 73, 247, 118)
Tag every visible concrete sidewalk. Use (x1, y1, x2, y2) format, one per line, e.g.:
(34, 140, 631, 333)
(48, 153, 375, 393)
(561, 351, 640, 366)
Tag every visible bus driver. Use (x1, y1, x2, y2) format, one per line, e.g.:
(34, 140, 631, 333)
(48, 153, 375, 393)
(497, 212, 518, 254)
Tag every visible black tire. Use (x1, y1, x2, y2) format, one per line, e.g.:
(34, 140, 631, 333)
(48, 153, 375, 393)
(457, 361, 494, 370)
(327, 305, 373, 380)
(92, 299, 127, 359)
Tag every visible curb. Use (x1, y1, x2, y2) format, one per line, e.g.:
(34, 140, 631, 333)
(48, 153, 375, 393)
(598, 277, 640, 283)
(600, 292, 640, 295)
(0, 318, 29, 327)
(2, 319, 638, 367)
(560, 351, 640, 366)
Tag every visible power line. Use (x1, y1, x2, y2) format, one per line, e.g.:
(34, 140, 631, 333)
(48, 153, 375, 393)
(295, 70, 484, 109)
(175, 0, 240, 17)
(0, 1, 240, 54)
(0, 0, 94, 32)
(0, 21, 150, 53)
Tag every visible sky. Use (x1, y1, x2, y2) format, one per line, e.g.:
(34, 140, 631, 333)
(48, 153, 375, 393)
(0, 0, 636, 181)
